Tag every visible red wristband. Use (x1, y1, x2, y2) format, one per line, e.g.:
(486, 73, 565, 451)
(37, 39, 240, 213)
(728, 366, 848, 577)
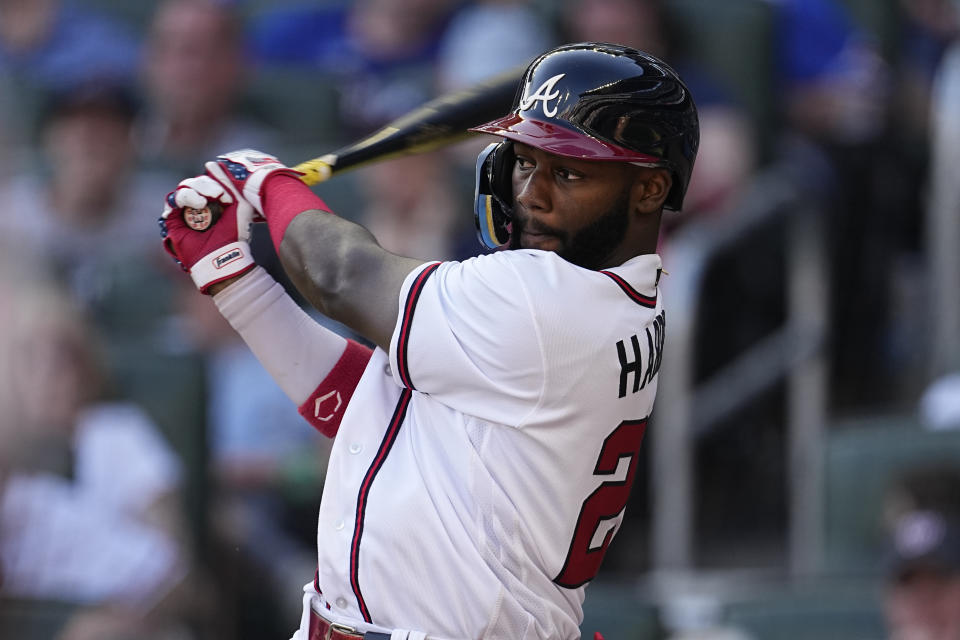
(297, 339, 373, 437)
(262, 174, 333, 254)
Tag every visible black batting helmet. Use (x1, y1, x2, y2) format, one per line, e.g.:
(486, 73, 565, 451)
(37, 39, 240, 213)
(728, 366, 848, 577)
(470, 42, 700, 249)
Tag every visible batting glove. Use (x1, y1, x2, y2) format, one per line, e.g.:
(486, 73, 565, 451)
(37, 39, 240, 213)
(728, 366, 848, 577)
(205, 149, 303, 217)
(159, 174, 257, 294)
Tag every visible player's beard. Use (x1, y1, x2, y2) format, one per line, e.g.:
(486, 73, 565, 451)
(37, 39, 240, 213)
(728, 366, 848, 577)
(509, 190, 630, 270)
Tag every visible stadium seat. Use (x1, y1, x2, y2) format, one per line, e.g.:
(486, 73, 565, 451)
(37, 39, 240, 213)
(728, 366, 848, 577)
(580, 580, 661, 640)
(722, 579, 885, 640)
(0, 599, 79, 640)
(822, 414, 960, 575)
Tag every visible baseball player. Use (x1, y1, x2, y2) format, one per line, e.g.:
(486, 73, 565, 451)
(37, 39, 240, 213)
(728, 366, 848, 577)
(159, 42, 699, 639)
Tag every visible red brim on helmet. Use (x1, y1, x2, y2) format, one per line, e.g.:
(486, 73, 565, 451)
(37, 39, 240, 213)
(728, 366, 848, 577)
(470, 114, 664, 164)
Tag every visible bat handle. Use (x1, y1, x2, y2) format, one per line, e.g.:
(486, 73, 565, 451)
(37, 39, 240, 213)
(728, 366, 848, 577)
(294, 154, 337, 186)
(184, 155, 335, 229)
(182, 201, 223, 232)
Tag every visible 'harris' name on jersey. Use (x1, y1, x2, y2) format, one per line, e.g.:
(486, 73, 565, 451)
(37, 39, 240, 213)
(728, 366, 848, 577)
(616, 310, 665, 398)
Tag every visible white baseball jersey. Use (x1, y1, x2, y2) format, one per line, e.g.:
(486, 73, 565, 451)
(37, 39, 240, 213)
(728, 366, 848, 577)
(304, 249, 665, 640)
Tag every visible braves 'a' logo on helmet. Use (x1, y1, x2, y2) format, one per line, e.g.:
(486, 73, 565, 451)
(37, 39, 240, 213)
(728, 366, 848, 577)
(518, 73, 565, 118)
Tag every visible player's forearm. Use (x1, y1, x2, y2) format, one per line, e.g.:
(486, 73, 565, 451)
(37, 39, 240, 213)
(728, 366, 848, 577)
(259, 174, 423, 351)
(278, 211, 424, 351)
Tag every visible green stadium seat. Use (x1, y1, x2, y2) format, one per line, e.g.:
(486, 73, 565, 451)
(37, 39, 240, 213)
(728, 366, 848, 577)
(0, 598, 80, 640)
(722, 579, 885, 640)
(580, 581, 661, 640)
(823, 414, 960, 576)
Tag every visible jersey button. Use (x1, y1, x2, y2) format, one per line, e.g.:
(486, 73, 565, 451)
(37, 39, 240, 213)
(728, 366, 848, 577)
(348, 443, 363, 455)
(384, 364, 392, 377)
(336, 597, 348, 609)
(334, 519, 345, 531)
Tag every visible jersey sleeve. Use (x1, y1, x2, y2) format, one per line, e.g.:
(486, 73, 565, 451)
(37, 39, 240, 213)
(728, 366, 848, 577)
(388, 254, 546, 426)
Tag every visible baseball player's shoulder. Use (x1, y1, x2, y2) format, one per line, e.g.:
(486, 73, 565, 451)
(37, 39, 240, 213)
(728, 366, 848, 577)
(420, 250, 540, 291)
(418, 251, 663, 308)
(598, 253, 664, 297)
(464, 249, 663, 292)
(450, 249, 584, 281)
(418, 251, 561, 309)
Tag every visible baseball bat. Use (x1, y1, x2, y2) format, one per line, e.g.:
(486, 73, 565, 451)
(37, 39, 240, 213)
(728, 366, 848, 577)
(184, 65, 523, 231)
(294, 64, 525, 185)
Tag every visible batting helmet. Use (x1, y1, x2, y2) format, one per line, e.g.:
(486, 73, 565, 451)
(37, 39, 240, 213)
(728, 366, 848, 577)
(470, 42, 700, 249)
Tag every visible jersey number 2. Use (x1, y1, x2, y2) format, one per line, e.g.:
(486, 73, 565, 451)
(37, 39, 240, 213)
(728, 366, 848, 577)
(554, 418, 648, 588)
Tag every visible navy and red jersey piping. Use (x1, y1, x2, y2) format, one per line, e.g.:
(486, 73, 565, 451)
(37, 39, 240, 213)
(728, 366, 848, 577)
(395, 262, 441, 389)
(347, 263, 437, 620)
(599, 270, 657, 308)
(349, 388, 413, 622)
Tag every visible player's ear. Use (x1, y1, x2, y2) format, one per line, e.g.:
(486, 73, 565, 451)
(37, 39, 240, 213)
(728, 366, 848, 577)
(631, 168, 672, 214)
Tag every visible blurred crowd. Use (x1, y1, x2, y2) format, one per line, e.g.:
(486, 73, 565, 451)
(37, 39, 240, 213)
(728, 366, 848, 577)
(0, 0, 959, 639)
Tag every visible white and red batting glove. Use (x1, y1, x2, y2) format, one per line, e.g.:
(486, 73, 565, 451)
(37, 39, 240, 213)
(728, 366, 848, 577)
(205, 149, 303, 217)
(159, 172, 258, 294)
(159, 150, 302, 293)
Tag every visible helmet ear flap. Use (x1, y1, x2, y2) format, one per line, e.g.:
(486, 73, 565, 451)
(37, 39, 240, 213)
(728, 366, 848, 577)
(473, 141, 515, 250)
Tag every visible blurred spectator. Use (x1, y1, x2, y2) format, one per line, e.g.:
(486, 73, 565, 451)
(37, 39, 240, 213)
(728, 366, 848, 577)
(0, 279, 199, 640)
(772, 0, 927, 409)
(562, 0, 669, 61)
(893, 0, 960, 144)
(882, 466, 960, 640)
(0, 0, 138, 90)
(357, 150, 475, 261)
(883, 510, 960, 640)
(249, 0, 457, 139)
(435, 0, 553, 93)
(0, 79, 176, 339)
(138, 0, 278, 175)
(560, 0, 757, 225)
(774, 0, 891, 146)
(0, 0, 140, 169)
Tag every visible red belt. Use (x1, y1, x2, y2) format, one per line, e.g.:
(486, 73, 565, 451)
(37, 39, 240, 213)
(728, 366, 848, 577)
(309, 609, 364, 640)
(309, 609, 392, 640)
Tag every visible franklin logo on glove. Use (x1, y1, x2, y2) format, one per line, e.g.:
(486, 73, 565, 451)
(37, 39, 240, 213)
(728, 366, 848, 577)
(214, 247, 244, 269)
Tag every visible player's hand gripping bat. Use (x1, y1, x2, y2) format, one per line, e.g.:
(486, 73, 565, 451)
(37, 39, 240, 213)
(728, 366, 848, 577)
(185, 66, 523, 228)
